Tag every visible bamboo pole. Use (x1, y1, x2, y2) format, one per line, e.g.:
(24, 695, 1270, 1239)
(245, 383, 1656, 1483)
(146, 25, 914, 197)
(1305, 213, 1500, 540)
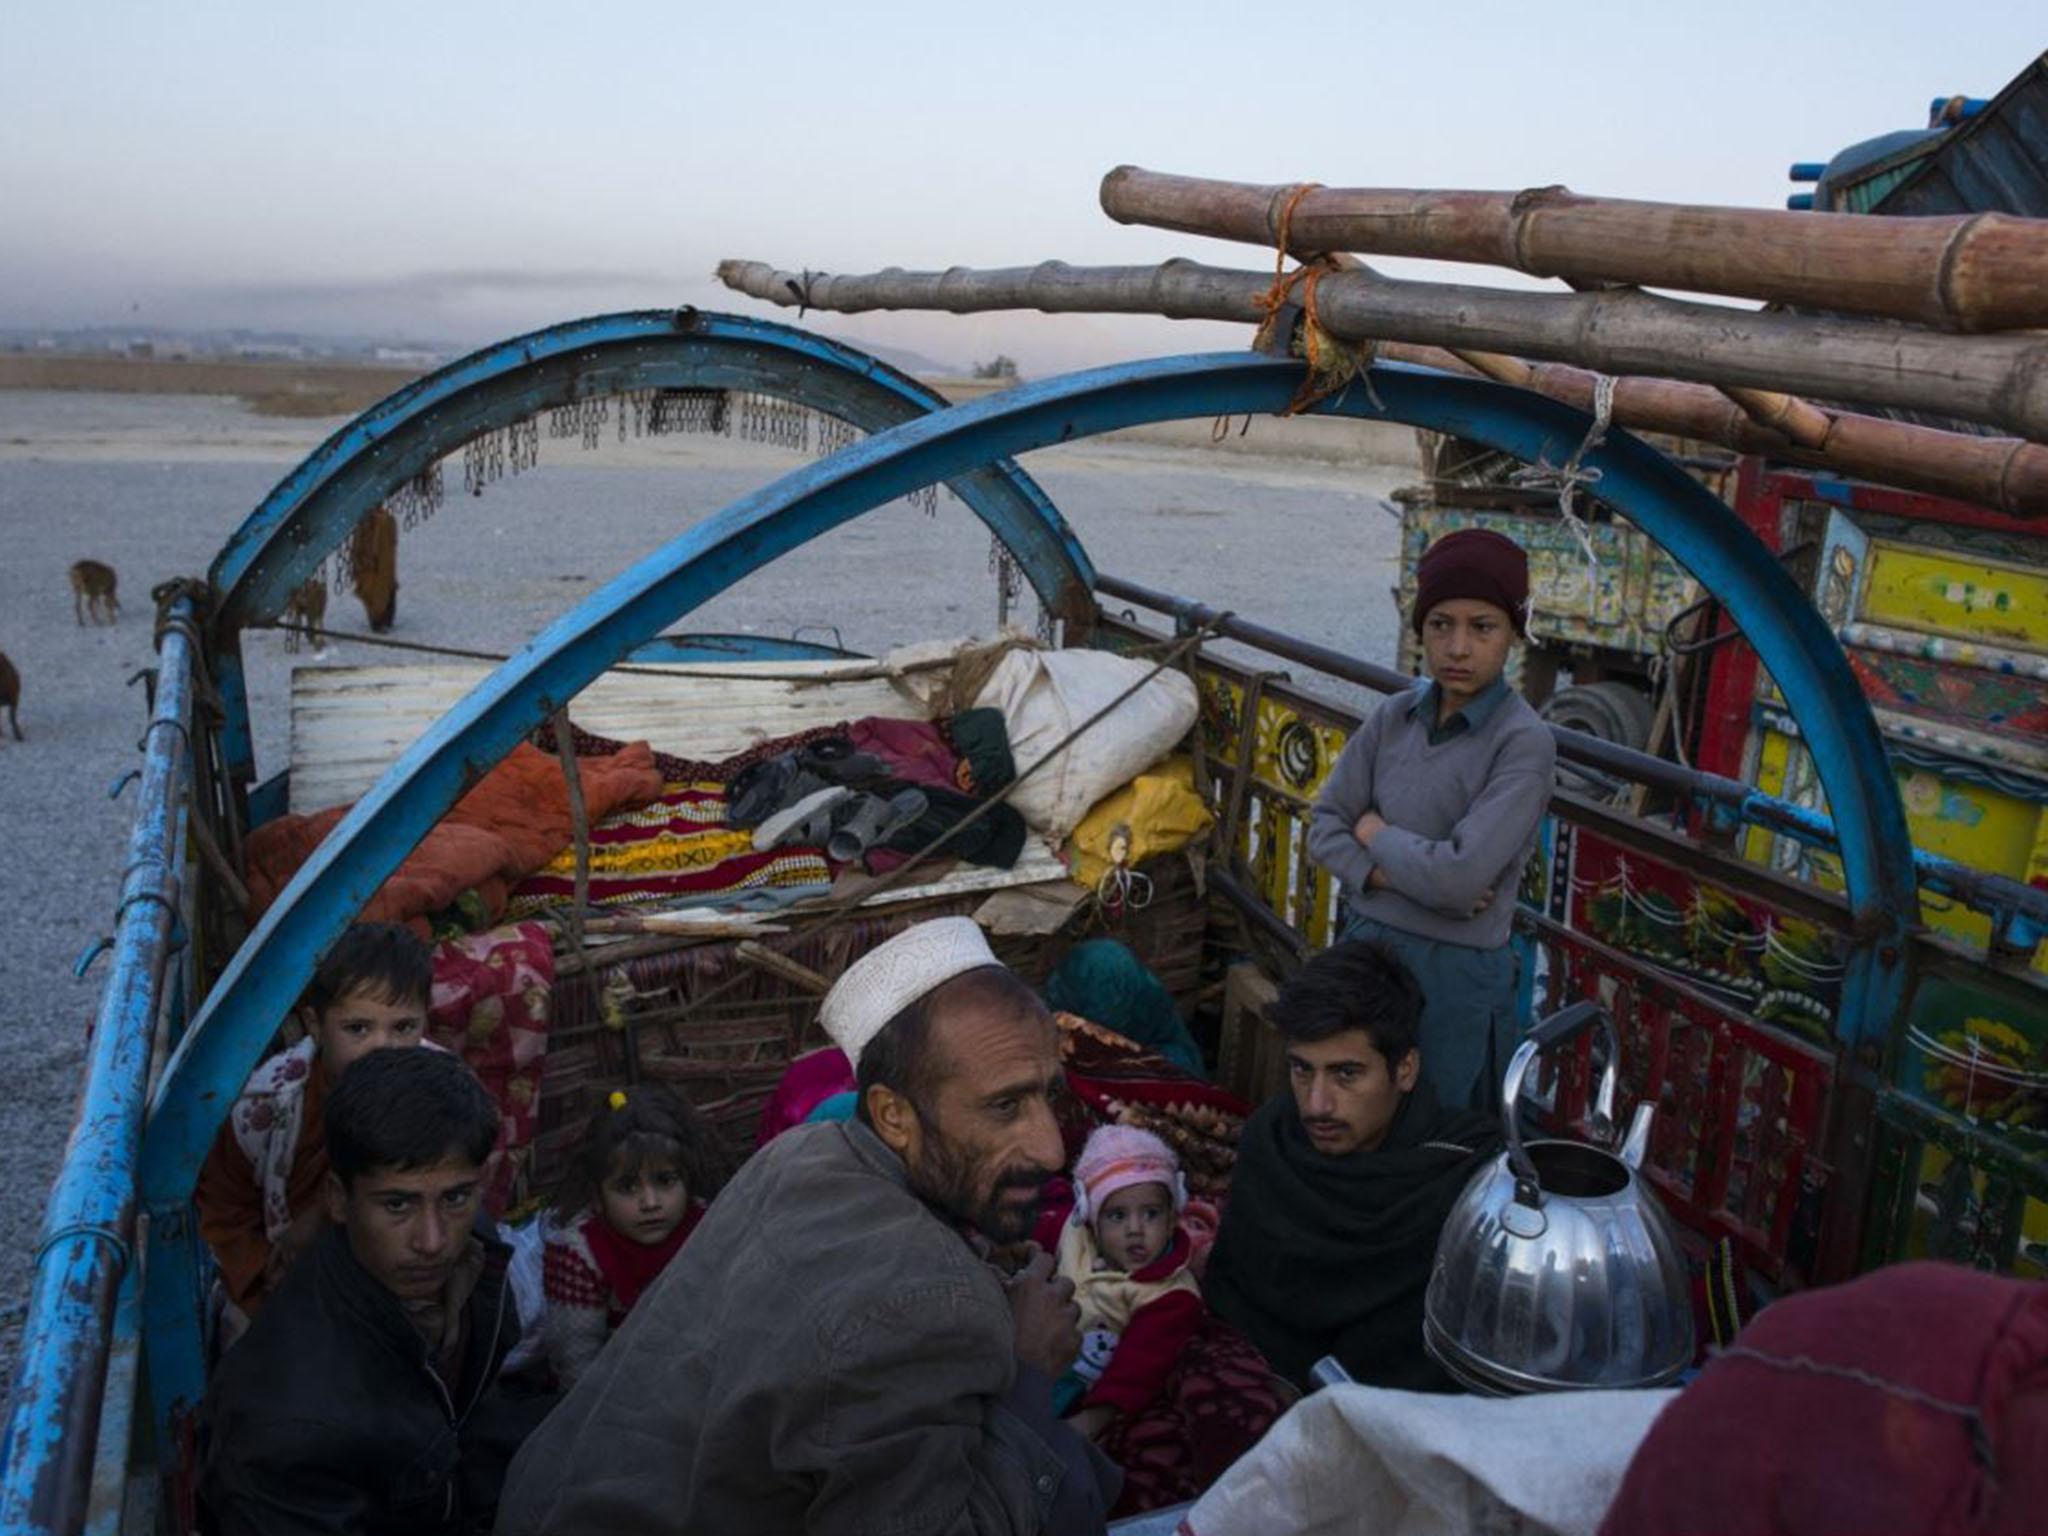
(1098, 166, 2048, 333)
(1344, 343, 2048, 513)
(1320, 250, 1837, 461)
(715, 259, 2048, 511)
(1717, 386, 1835, 447)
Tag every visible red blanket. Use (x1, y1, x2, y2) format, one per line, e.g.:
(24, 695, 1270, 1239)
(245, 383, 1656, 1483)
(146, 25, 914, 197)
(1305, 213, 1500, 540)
(246, 742, 665, 936)
(429, 921, 557, 1211)
(506, 783, 831, 917)
(1053, 1013, 1250, 1200)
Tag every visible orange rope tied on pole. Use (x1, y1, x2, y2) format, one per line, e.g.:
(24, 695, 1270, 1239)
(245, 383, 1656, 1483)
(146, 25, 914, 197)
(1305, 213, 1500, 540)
(1250, 182, 1374, 414)
(1271, 182, 1320, 279)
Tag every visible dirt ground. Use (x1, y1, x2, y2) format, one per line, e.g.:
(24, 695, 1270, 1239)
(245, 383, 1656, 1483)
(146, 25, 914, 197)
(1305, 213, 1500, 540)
(0, 352, 423, 418)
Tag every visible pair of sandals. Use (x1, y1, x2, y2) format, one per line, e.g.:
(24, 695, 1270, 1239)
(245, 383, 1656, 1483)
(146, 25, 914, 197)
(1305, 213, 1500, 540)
(728, 739, 890, 827)
(752, 783, 931, 864)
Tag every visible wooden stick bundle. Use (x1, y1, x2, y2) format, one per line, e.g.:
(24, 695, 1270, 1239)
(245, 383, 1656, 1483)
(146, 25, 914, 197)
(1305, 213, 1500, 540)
(1099, 166, 2048, 333)
(716, 259, 2048, 511)
(1396, 344, 2048, 514)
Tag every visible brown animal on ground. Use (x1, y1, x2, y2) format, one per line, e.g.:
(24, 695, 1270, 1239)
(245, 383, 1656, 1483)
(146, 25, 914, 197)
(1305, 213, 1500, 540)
(0, 651, 20, 741)
(351, 505, 399, 632)
(282, 576, 328, 654)
(69, 560, 120, 625)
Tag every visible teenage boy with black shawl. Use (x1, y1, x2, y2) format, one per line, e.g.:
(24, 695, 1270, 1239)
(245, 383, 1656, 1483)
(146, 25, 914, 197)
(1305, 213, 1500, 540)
(1203, 941, 1502, 1392)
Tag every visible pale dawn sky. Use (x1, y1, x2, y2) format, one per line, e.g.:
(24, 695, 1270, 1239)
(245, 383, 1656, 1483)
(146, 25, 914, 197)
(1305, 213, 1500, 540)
(4, 2, 2042, 372)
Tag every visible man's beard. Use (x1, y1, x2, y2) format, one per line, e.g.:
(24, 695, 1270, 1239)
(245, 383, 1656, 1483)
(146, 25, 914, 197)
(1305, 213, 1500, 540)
(908, 1122, 1049, 1243)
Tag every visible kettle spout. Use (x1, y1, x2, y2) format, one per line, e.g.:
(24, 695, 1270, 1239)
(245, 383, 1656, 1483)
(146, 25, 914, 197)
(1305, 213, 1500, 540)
(1620, 1102, 1655, 1169)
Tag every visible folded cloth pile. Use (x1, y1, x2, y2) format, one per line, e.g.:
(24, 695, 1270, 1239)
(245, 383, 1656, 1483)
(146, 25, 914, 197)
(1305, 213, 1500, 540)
(506, 712, 1027, 921)
(725, 710, 1027, 875)
(1045, 939, 1206, 1078)
(506, 782, 833, 918)
(246, 742, 666, 937)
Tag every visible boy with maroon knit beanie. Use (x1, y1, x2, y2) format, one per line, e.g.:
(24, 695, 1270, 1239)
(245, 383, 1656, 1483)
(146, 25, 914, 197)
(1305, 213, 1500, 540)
(1306, 528, 1556, 1109)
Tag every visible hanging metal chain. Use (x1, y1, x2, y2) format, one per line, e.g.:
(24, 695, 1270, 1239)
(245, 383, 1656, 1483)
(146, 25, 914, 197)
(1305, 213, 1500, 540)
(735, 392, 813, 452)
(814, 413, 860, 457)
(389, 464, 444, 529)
(462, 427, 508, 497)
(646, 387, 729, 436)
(1035, 601, 1060, 647)
(461, 435, 486, 497)
(509, 416, 540, 474)
(989, 532, 1023, 628)
(543, 397, 608, 452)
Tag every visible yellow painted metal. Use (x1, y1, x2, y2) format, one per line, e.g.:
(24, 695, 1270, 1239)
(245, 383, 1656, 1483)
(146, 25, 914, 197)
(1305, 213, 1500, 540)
(1196, 669, 1352, 940)
(1747, 725, 2048, 970)
(1903, 1147, 2048, 1281)
(1860, 542, 2048, 651)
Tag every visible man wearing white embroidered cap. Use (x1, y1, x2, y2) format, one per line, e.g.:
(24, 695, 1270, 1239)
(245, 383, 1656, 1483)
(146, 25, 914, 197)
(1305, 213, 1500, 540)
(498, 917, 1120, 1535)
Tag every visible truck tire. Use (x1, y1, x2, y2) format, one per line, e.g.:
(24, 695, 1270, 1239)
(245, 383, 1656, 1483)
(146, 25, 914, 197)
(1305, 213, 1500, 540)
(1539, 680, 1655, 753)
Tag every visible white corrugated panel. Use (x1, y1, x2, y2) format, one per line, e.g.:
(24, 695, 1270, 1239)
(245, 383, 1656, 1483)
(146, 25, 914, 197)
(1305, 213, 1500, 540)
(288, 659, 933, 813)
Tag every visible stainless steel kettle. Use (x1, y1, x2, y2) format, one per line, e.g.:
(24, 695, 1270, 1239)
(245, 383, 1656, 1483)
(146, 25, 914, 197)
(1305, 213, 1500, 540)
(1424, 1001, 1693, 1395)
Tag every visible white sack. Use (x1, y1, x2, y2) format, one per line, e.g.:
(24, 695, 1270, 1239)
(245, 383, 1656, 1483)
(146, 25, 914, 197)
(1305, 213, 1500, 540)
(972, 650, 1199, 843)
(1184, 1383, 1675, 1536)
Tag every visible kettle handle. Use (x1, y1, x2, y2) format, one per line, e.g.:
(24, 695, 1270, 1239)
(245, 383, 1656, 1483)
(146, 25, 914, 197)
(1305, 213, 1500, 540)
(1501, 1002, 1621, 1211)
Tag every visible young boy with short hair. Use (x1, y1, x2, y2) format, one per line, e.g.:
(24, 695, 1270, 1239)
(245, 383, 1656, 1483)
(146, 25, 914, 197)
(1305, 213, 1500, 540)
(200, 1047, 543, 1536)
(195, 921, 435, 1317)
(1306, 528, 1557, 1109)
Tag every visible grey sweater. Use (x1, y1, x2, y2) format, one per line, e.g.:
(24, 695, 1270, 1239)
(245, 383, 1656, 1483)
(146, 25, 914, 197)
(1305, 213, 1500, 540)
(1307, 679, 1556, 950)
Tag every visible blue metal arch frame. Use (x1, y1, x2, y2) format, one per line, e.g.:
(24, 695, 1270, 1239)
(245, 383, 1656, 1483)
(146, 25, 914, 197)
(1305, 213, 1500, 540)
(210, 309, 1090, 631)
(201, 310, 1092, 792)
(138, 349, 1917, 1440)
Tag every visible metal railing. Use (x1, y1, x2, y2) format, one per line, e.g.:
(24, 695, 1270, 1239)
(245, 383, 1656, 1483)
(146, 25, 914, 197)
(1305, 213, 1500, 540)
(1096, 575, 2047, 1283)
(1096, 573, 2048, 942)
(1, 600, 199, 1536)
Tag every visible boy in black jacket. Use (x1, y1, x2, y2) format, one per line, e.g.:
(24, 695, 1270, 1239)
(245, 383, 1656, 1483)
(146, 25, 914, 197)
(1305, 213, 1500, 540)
(201, 1047, 547, 1535)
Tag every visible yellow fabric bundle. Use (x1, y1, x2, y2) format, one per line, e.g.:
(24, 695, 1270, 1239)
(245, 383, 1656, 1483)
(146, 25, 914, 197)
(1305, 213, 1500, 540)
(1068, 757, 1214, 889)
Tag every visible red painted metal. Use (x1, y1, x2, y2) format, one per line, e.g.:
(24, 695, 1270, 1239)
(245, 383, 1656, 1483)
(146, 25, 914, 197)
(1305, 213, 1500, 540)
(1764, 470, 2048, 539)
(1692, 457, 1786, 782)
(1529, 919, 1837, 1282)
(1521, 819, 1845, 1282)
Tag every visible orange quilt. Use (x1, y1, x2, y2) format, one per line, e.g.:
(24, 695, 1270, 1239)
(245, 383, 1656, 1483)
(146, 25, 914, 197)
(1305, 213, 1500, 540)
(246, 742, 666, 934)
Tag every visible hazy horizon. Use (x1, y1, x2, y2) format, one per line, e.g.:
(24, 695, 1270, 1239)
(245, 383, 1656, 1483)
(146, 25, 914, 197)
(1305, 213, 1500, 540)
(6, 3, 2042, 374)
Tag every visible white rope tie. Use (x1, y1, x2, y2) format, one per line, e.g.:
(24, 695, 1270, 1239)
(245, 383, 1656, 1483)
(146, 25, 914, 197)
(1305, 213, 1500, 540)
(1514, 372, 1616, 576)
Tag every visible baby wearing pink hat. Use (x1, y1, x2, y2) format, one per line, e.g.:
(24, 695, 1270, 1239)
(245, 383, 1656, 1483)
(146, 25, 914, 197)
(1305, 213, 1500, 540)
(1054, 1124, 1208, 1444)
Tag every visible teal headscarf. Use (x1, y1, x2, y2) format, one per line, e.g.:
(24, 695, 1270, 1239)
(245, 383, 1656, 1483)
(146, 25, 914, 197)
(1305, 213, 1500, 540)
(1043, 940, 1206, 1078)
